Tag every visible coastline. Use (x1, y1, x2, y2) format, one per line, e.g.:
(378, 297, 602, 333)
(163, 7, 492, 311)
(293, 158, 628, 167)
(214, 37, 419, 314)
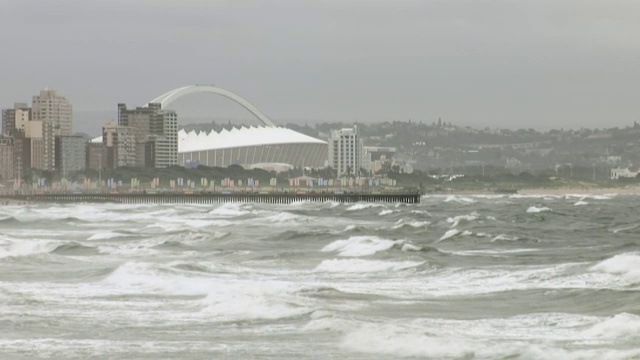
(426, 185, 640, 196)
(516, 186, 640, 195)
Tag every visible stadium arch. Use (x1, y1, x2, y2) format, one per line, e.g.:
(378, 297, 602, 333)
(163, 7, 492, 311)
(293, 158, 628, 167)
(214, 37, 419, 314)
(148, 84, 276, 127)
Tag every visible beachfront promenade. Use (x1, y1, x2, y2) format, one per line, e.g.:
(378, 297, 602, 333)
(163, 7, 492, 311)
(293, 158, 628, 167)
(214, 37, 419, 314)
(0, 191, 421, 205)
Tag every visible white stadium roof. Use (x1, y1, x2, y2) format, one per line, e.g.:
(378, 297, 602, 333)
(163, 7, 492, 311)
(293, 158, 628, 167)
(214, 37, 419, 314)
(179, 126, 326, 153)
(90, 126, 327, 153)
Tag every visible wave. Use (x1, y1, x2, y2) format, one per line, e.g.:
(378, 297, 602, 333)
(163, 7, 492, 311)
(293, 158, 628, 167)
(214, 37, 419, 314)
(87, 231, 133, 241)
(583, 313, 640, 339)
(436, 229, 460, 243)
(309, 309, 640, 358)
(102, 261, 312, 322)
(208, 203, 251, 217)
(265, 230, 332, 242)
(264, 212, 307, 223)
(527, 206, 552, 213)
(391, 219, 430, 229)
(153, 239, 193, 250)
(340, 224, 368, 233)
(446, 213, 479, 227)
(341, 323, 476, 358)
(0, 240, 64, 259)
(565, 194, 615, 200)
(611, 223, 640, 234)
(491, 234, 520, 242)
(443, 195, 476, 204)
(378, 209, 395, 216)
(296, 288, 385, 303)
(410, 209, 433, 217)
(314, 259, 424, 273)
(171, 262, 215, 274)
(590, 252, 640, 283)
(51, 242, 99, 256)
(0, 216, 20, 225)
(321, 236, 402, 257)
(345, 203, 385, 211)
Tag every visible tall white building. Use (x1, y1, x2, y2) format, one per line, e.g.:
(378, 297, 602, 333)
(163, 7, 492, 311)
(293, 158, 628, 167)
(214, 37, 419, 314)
(328, 126, 363, 177)
(32, 89, 73, 170)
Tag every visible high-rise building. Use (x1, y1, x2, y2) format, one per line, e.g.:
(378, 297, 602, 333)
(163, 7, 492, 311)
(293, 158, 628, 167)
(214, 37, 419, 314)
(328, 126, 363, 177)
(103, 120, 136, 169)
(32, 89, 72, 170)
(55, 136, 86, 175)
(0, 136, 14, 181)
(1, 103, 31, 136)
(117, 103, 177, 168)
(145, 135, 175, 168)
(15, 120, 46, 172)
(86, 142, 107, 171)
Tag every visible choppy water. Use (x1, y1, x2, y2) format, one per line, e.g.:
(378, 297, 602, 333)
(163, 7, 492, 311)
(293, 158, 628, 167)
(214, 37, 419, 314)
(1, 194, 640, 359)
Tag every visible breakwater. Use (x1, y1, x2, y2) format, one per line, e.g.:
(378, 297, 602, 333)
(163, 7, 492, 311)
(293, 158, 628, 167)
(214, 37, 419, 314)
(0, 192, 421, 204)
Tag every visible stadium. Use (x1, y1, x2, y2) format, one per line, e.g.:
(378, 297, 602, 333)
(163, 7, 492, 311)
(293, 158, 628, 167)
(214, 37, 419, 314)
(177, 126, 328, 169)
(156, 85, 329, 169)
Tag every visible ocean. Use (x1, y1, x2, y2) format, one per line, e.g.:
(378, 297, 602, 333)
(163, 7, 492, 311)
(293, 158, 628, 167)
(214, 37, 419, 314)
(1, 194, 639, 359)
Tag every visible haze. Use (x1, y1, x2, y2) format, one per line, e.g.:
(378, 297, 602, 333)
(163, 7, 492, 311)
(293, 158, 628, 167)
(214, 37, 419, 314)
(1, 0, 639, 132)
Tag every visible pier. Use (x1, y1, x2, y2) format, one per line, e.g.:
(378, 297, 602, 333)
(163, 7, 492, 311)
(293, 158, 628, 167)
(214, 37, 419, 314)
(0, 192, 421, 205)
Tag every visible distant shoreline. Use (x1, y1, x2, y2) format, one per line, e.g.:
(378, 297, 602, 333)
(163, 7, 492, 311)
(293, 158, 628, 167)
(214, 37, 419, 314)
(516, 186, 640, 195)
(426, 185, 640, 196)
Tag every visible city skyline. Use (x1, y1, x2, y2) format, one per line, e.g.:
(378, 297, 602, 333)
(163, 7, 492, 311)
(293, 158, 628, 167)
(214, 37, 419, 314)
(1, 0, 639, 131)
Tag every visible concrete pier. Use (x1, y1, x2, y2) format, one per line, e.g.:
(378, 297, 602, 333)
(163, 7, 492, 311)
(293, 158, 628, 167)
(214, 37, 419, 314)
(0, 192, 421, 205)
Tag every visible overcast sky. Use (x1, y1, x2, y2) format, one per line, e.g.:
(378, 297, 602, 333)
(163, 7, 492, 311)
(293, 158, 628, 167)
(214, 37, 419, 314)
(1, 0, 639, 130)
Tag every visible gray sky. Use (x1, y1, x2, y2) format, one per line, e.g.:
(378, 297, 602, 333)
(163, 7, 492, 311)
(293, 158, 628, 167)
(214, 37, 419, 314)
(1, 0, 639, 130)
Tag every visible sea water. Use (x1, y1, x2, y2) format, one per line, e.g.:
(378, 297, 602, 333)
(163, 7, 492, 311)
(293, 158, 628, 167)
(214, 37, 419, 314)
(1, 194, 639, 359)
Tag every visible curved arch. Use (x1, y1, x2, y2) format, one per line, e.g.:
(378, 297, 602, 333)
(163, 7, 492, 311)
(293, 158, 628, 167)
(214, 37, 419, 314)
(148, 84, 276, 127)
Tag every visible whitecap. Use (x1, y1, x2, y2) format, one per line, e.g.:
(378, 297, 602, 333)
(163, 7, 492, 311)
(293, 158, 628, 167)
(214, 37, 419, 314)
(401, 243, 422, 252)
(346, 203, 385, 211)
(0, 240, 58, 259)
(410, 210, 432, 217)
(592, 194, 614, 200)
(391, 219, 430, 229)
(198, 280, 309, 321)
(208, 203, 250, 217)
(104, 262, 311, 322)
(590, 252, 640, 282)
(265, 212, 306, 223)
(583, 313, 640, 339)
(321, 236, 399, 257)
(444, 195, 476, 204)
(342, 224, 360, 232)
(526, 206, 552, 213)
(446, 213, 478, 227)
(436, 229, 460, 243)
(341, 323, 476, 358)
(378, 209, 395, 216)
(491, 234, 519, 242)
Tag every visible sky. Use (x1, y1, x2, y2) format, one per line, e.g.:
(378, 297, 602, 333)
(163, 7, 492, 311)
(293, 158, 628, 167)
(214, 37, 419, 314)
(1, 0, 639, 131)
